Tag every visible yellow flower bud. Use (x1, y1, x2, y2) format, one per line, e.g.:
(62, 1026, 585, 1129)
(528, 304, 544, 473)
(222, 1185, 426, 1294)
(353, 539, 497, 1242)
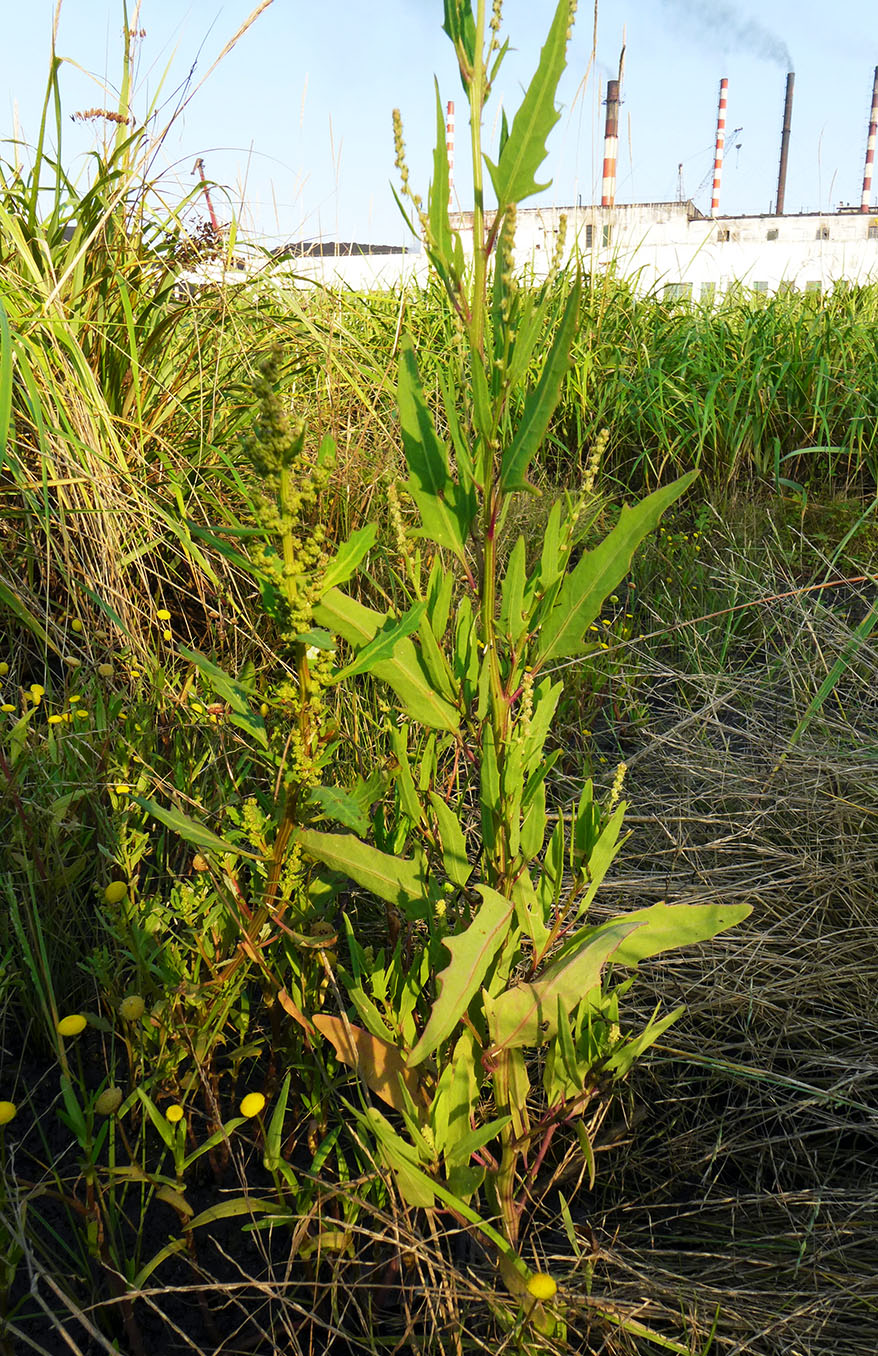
(191, 854, 209, 873)
(118, 995, 145, 1021)
(57, 1014, 87, 1038)
(0, 1101, 17, 1126)
(104, 881, 128, 906)
(526, 1272, 557, 1301)
(97, 663, 114, 677)
(0, 662, 8, 676)
(165, 1104, 185, 1124)
(156, 609, 171, 621)
(71, 619, 83, 633)
(239, 1092, 266, 1119)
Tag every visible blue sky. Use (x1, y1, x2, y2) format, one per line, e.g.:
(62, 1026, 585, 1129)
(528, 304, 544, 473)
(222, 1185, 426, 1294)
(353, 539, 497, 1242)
(1, 1, 877, 245)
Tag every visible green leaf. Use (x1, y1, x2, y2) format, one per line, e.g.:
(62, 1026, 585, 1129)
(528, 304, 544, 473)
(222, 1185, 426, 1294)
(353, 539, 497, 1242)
(499, 535, 527, 640)
(188, 1199, 291, 1230)
(177, 646, 267, 749)
(484, 0, 571, 206)
(131, 796, 261, 860)
(588, 900, 753, 968)
(307, 785, 371, 836)
(486, 920, 638, 1051)
(536, 471, 698, 666)
(500, 278, 580, 493)
(295, 828, 429, 918)
(430, 1028, 480, 1161)
(0, 296, 13, 464)
(408, 886, 515, 1066)
(319, 524, 377, 594)
(314, 588, 460, 731)
(398, 337, 476, 560)
(428, 791, 471, 887)
(428, 80, 453, 268)
(364, 1106, 436, 1208)
(332, 602, 427, 682)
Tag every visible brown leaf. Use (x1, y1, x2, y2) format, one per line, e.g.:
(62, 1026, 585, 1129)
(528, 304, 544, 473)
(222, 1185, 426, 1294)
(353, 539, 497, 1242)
(313, 1014, 427, 1113)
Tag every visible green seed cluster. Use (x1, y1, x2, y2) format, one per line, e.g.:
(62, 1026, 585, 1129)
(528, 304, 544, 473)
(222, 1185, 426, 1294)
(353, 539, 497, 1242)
(243, 352, 330, 644)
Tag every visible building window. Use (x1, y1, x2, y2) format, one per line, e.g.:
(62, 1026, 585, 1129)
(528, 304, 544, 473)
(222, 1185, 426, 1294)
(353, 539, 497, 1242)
(585, 223, 594, 248)
(753, 281, 768, 293)
(700, 281, 716, 302)
(804, 280, 822, 295)
(766, 228, 778, 241)
(816, 225, 830, 240)
(717, 228, 730, 242)
(868, 220, 878, 240)
(602, 224, 612, 248)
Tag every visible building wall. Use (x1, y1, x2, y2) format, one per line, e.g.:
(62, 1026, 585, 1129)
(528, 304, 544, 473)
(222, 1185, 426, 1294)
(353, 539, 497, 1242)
(452, 202, 878, 300)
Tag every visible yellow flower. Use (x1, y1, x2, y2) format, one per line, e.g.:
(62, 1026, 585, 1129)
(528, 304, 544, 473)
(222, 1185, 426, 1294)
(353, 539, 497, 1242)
(0, 704, 14, 713)
(57, 1014, 87, 1038)
(75, 709, 88, 719)
(68, 695, 81, 704)
(239, 1092, 266, 1119)
(95, 1087, 123, 1116)
(0, 1101, 17, 1126)
(0, 662, 8, 676)
(156, 609, 171, 621)
(162, 629, 173, 642)
(166, 1104, 185, 1124)
(118, 995, 145, 1021)
(97, 663, 114, 678)
(29, 684, 45, 701)
(526, 1272, 557, 1301)
(48, 714, 64, 725)
(114, 784, 131, 794)
(104, 881, 128, 906)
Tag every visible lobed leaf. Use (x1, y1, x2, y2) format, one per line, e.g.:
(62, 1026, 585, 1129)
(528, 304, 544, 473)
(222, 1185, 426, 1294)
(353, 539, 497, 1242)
(536, 471, 698, 666)
(407, 886, 515, 1066)
(484, 0, 572, 207)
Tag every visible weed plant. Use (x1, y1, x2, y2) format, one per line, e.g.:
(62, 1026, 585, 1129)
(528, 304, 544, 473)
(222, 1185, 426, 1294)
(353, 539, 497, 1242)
(1, 4, 877, 1355)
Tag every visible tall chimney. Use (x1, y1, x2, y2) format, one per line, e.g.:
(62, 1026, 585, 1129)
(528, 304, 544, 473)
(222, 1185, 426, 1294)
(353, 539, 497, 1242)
(601, 79, 620, 207)
(861, 67, 878, 212)
(446, 100, 455, 209)
(775, 72, 795, 216)
(710, 78, 729, 217)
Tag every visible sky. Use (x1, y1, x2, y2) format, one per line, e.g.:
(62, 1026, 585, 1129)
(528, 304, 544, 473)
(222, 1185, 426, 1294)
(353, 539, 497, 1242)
(1, 1, 877, 247)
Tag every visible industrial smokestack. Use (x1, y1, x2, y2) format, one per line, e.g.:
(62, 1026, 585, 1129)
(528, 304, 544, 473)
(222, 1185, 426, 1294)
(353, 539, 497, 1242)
(711, 78, 729, 217)
(601, 79, 620, 207)
(775, 72, 795, 216)
(446, 100, 455, 209)
(861, 67, 878, 212)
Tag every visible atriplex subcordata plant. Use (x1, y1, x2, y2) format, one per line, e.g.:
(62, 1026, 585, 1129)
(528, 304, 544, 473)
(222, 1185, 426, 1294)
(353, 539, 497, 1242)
(294, 0, 750, 1302)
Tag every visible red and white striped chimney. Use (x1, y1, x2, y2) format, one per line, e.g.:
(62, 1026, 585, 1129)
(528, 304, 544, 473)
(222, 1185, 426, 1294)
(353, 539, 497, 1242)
(601, 79, 620, 207)
(446, 100, 455, 209)
(710, 78, 728, 218)
(861, 67, 878, 212)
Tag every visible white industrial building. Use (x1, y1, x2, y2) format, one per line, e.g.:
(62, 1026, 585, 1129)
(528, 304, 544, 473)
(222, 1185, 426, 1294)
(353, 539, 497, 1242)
(450, 200, 878, 301)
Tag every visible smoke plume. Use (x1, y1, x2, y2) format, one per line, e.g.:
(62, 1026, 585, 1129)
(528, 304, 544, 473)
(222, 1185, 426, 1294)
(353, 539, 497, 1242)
(657, 0, 793, 71)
